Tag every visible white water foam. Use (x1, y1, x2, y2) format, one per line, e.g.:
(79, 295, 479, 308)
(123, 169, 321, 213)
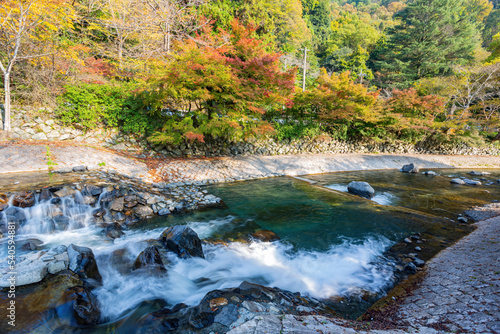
(94, 231, 395, 319)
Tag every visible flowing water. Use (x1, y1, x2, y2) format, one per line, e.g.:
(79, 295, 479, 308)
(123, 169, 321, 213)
(1, 168, 499, 332)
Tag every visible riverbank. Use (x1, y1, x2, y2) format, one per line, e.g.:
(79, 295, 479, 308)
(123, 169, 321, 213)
(3, 143, 500, 183)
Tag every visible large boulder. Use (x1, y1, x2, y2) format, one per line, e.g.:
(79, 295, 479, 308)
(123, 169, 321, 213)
(401, 163, 419, 173)
(133, 246, 166, 272)
(67, 244, 102, 284)
(347, 181, 375, 199)
(159, 226, 205, 259)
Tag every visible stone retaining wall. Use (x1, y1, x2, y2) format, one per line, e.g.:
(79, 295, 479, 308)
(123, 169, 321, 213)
(3, 106, 500, 157)
(154, 136, 500, 157)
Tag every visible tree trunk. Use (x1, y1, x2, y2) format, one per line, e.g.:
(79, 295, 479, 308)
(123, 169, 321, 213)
(3, 73, 11, 132)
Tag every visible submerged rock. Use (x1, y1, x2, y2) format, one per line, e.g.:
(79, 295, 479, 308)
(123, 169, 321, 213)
(464, 179, 481, 186)
(469, 171, 490, 176)
(58, 286, 101, 326)
(401, 163, 419, 173)
(423, 171, 437, 176)
(347, 181, 375, 199)
(67, 244, 102, 284)
(104, 222, 124, 239)
(159, 226, 205, 259)
(451, 178, 466, 185)
(251, 230, 280, 242)
(0, 271, 82, 330)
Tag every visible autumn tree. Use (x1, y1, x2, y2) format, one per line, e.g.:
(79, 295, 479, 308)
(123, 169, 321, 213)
(447, 63, 500, 122)
(145, 0, 206, 54)
(292, 68, 378, 124)
(148, 20, 296, 144)
(0, 0, 74, 132)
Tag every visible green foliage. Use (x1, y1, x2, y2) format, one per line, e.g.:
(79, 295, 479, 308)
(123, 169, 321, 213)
(371, 0, 481, 88)
(45, 146, 58, 171)
(56, 82, 161, 136)
(274, 122, 323, 140)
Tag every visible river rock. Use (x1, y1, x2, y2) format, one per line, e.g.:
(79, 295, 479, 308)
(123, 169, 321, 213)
(82, 185, 102, 196)
(72, 165, 86, 172)
(20, 238, 44, 251)
(40, 188, 52, 201)
(67, 244, 102, 284)
(136, 281, 331, 333)
(347, 181, 375, 199)
(13, 191, 35, 208)
(109, 197, 124, 211)
(464, 179, 481, 186)
(133, 245, 166, 272)
(451, 178, 466, 185)
(53, 167, 73, 173)
(423, 171, 437, 176)
(54, 186, 77, 198)
(251, 230, 280, 242)
(159, 226, 205, 259)
(104, 222, 124, 239)
(134, 205, 154, 219)
(468, 171, 490, 176)
(401, 163, 419, 173)
(413, 258, 425, 267)
(158, 208, 171, 216)
(0, 250, 69, 287)
(58, 286, 101, 326)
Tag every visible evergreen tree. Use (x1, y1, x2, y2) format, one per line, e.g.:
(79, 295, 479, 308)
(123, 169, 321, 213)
(370, 0, 481, 88)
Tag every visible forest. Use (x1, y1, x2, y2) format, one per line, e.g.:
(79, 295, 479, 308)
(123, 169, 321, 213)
(1, 0, 500, 147)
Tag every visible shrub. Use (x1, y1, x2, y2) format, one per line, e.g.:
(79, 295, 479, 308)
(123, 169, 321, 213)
(56, 82, 161, 136)
(274, 122, 323, 141)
